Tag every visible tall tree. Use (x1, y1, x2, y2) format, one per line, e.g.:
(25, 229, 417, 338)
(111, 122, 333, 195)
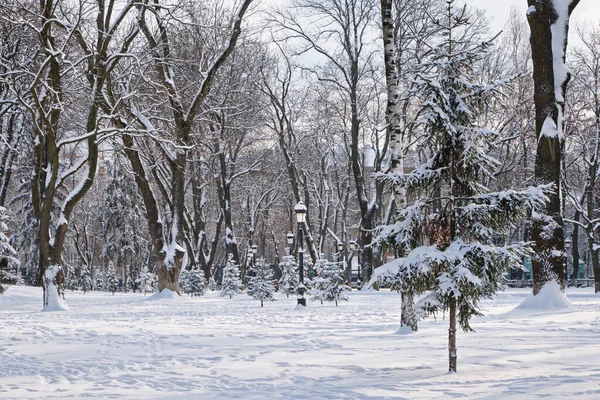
(527, 0, 581, 294)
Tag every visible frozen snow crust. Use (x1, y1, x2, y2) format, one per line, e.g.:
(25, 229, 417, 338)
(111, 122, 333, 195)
(1, 286, 599, 399)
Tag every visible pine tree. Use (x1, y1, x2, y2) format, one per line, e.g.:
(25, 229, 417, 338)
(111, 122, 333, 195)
(310, 260, 350, 306)
(106, 262, 119, 295)
(136, 264, 155, 295)
(179, 268, 191, 294)
(278, 254, 299, 298)
(65, 264, 78, 291)
(80, 266, 92, 293)
(208, 275, 218, 291)
(93, 268, 105, 292)
(188, 267, 207, 297)
(0, 206, 19, 294)
(247, 258, 275, 307)
(373, 0, 550, 373)
(220, 253, 242, 299)
(308, 258, 329, 304)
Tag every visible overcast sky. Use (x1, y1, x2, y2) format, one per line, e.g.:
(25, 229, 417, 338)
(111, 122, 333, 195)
(470, 0, 600, 40)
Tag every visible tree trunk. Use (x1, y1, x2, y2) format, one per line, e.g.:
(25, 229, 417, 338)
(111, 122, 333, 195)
(527, 0, 580, 294)
(448, 299, 457, 373)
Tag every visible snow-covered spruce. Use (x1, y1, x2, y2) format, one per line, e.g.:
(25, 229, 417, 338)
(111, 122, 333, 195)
(188, 266, 207, 297)
(106, 262, 119, 295)
(247, 258, 275, 307)
(220, 253, 242, 299)
(79, 266, 93, 293)
(208, 275, 218, 291)
(0, 207, 19, 294)
(136, 265, 155, 295)
(373, 0, 550, 373)
(278, 254, 299, 298)
(310, 259, 350, 306)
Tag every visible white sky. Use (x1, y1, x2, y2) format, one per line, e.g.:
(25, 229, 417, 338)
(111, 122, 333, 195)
(469, 0, 600, 40)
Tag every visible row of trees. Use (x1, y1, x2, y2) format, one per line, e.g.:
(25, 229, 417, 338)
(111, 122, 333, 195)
(0, 0, 597, 371)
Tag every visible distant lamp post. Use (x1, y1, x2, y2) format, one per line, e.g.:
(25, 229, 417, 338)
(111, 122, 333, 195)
(350, 240, 361, 282)
(337, 241, 344, 263)
(247, 248, 253, 271)
(286, 232, 294, 256)
(251, 244, 258, 264)
(295, 202, 307, 306)
(564, 238, 572, 287)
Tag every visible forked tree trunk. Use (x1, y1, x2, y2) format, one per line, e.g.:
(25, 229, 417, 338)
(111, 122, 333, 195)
(527, 0, 580, 294)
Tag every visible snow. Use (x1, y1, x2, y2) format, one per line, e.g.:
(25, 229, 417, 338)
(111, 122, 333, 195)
(550, 0, 571, 104)
(41, 266, 69, 312)
(2, 286, 600, 398)
(146, 288, 179, 300)
(526, 5, 536, 16)
(516, 281, 573, 310)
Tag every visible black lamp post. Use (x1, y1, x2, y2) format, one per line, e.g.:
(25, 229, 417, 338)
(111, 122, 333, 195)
(337, 241, 344, 263)
(350, 240, 360, 282)
(295, 202, 307, 306)
(286, 232, 294, 256)
(251, 244, 258, 265)
(564, 238, 572, 287)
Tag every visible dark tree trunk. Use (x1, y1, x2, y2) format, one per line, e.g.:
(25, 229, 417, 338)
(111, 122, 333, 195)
(527, 0, 580, 294)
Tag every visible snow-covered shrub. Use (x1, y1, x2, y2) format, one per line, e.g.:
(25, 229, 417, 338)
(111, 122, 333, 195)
(220, 253, 242, 299)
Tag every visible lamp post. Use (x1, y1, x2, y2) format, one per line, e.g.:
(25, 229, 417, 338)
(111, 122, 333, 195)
(350, 240, 359, 282)
(286, 232, 294, 256)
(564, 238, 572, 288)
(295, 202, 307, 306)
(337, 241, 344, 262)
(247, 248, 253, 272)
(251, 244, 258, 265)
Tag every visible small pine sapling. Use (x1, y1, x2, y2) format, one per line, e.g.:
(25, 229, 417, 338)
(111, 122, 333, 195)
(220, 253, 242, 299)
(311, 260, 350, 306)
(309, 258, 329, 304)
(247, 258, 275, 307)
(0, 206, 19, 294)
(278, 255, 299, 298)
(136, 265, 155, 295)
(106, 262, 119, 295)
(208, 275, 218, 291)
(80, 266, 93, 293)
(189, 266, 207, 297)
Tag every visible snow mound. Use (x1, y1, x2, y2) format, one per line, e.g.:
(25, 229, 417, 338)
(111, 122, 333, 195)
(516, 281, 572, 310)
(293, 303, 307, 311)
(146, 289, 180, 301)
(41, 265, 69, 312)
(394, 325, 416, 335)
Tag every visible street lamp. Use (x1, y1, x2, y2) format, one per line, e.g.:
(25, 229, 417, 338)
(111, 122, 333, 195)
(564, 238, 572, 287)
(295, 202, 307, 306)
(286, 232, 294, 256)
(251, 244, 258, 264)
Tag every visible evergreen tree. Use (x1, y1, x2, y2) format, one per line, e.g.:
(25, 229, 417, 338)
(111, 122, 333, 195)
(136, 264, 155, 295)
(179, 268, 191, 294)
(93, 268, 105, 291)
(106, 262, 119, 295)
(220, 253, 242, 299)
(65, 264, 77, 291)
(373, 0, 549, 373)
(308, 258, 329, 304)
(188, 266, 207, 297)
(80, 266, 92, 293)
(278, 254, 299, 298)
(310, 260, 350, 306)
(247, 258, 275, 307)
(0, 206, 19, 294)
(208, 275, 218, 291)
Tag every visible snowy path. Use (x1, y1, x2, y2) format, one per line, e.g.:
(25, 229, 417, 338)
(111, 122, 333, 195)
(1, 287, 599, 399)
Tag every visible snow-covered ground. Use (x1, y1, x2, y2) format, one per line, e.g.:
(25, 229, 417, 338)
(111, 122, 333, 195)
(1, 286, 599, 399)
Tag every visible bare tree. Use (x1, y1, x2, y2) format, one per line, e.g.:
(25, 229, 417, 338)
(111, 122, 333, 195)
(527, 0, 581, 294)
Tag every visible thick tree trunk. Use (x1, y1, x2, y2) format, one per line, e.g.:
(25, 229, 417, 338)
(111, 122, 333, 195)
(527, 0, 580, 294)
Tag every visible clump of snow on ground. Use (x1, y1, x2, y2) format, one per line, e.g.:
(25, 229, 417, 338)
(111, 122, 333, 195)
(516, 281, 572, 310)
(41, 265, 69, 312)
(146, 288, 179, 301)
